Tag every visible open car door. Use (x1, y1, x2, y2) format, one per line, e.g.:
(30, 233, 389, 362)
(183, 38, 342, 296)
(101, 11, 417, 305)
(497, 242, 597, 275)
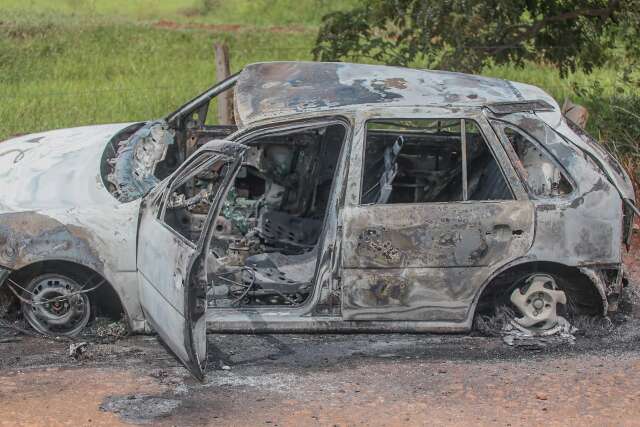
(137, 140, 245, 380)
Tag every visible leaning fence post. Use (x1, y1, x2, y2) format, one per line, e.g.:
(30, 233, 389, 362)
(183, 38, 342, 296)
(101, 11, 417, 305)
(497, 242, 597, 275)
(214, 42, 234, 125)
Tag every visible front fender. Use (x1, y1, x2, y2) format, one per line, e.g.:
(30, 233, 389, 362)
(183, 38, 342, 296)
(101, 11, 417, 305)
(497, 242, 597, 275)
(0, 212, 104, 272)
(0, 212, 147, 332)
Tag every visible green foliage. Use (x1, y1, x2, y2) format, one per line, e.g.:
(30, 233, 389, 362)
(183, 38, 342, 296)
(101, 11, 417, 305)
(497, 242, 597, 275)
(313, 0, 637, 76)
(0, 0, 636, 186)
(576, 81, 640, 168)
(0, 17, 316, 139)
(0, 0, 359, 27)
(190, 0, 360, 26)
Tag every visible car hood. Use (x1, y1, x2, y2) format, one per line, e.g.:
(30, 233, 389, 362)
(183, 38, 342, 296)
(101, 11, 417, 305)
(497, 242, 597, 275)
(0, 123, 136, 214)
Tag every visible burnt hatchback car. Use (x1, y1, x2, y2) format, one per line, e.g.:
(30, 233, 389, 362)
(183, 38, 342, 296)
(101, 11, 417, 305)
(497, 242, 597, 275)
(0, 62, 636, 379)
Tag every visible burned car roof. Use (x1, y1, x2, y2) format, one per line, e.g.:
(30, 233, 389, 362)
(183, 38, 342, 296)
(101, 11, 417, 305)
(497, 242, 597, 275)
(233, 61, 559, 125)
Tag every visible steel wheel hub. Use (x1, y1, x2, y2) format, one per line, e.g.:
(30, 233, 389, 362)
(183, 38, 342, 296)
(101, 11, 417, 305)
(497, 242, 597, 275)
(510, 274, 567, 331)
(22, 274, 91, 337)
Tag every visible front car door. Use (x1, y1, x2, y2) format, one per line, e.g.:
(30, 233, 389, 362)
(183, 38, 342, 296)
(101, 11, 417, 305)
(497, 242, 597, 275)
(137, 140, 245, 379)
(340, 108, 534, 325)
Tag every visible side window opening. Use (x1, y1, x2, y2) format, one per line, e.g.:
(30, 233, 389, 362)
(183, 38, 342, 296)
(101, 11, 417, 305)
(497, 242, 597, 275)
(464, 121, 512, 201)
(361, 119, 513, 204)
(162, 155, 232, 244)
(499, 125, 573, 197)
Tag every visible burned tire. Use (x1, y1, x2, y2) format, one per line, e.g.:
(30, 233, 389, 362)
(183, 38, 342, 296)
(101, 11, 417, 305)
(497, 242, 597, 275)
(21, 273, 92, 337)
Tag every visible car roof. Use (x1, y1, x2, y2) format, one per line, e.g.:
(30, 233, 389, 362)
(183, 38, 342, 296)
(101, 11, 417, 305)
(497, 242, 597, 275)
(233, 61, 559, 126)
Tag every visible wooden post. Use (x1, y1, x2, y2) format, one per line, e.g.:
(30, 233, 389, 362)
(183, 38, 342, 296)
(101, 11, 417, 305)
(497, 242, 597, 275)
(214, 42, 233, 125)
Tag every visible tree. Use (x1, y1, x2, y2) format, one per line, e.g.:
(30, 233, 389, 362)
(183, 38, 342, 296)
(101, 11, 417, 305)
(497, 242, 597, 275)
(313, 0, 638, 76)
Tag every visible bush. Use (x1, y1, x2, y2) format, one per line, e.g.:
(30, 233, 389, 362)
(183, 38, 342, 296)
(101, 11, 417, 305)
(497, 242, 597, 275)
(573, 82, 640, 196)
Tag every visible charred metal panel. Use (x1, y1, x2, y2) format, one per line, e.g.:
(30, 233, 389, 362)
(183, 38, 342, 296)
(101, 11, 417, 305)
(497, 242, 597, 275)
(532, 189, 620, 264)
(137, 207, 197, 363)
(138, 216, 194, 322)
(108, 120, 175, 202)
(0, 208, 146, 330)
(494, 114, 622, 265)
(341, 202, 534, 320)
(342, 267, 481, 321)
(0, 212, 104, 272)
(234, 62, 555, 126)
(0, 203, 140, 272)
(342, 202, 533, 269)
(0, 124, 135, 214)
(206, 311, 470, 333)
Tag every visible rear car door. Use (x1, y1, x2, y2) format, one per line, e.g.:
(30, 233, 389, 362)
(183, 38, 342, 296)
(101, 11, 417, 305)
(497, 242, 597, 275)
(137, 141, 245, 379)
(340, 111, 534, 323)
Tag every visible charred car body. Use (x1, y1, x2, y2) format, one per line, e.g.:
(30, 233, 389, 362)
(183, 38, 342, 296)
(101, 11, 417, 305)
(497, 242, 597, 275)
(0, 62, 635, 378)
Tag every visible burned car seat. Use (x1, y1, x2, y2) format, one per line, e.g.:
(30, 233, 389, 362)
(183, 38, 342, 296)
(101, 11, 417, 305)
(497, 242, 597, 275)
(257, 209, 322, 249)
(240, 209, 322, 297)
(243, 247, 318, 295)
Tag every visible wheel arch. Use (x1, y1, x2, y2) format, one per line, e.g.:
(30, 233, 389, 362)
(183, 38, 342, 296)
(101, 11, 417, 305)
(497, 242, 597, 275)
(4, 259, 127, 323)
(470, 260, 608, 322)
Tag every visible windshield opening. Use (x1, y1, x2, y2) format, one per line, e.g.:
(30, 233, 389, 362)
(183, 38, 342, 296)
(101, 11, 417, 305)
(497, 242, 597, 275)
(101, 75, 241, 203)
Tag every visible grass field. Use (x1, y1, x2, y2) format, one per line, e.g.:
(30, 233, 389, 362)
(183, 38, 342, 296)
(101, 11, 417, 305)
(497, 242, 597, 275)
(0, 0, 636, 151)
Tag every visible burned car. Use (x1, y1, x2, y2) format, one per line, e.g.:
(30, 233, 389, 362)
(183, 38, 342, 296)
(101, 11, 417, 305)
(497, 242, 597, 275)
(0, 62, 636, 378)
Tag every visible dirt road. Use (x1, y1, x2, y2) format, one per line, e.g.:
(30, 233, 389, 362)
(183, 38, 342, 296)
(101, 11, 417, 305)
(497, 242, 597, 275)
(3, 234, 640, 426)
(1, 323, 640, 426)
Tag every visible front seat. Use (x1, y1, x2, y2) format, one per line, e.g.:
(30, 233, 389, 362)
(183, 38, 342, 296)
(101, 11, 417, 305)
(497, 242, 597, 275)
(243, 246, 318, 295)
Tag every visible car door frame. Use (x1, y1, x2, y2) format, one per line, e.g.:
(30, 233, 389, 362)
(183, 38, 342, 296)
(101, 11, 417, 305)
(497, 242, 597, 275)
(199, 115, 355, 322)
(339, 106, 535, 324)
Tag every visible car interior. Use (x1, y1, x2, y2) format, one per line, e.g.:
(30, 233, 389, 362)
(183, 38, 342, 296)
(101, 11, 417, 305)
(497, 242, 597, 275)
(361, 119, 513, 204)
(163, 123, 347, 308)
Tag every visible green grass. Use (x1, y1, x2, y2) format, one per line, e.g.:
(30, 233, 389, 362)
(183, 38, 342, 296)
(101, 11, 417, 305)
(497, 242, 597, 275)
(0, 0, 359, 26)
(1, 0, 197, 20)
(0, 3, 326, 139)
(0, 0, 635, 144)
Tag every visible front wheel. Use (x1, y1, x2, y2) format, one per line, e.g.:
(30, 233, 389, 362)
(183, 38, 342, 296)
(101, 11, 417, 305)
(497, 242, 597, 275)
(21, 273, 92, 337)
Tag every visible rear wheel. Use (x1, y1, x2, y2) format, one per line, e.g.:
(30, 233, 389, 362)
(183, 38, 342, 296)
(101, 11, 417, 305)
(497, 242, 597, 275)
(509, 273, 568, 334)
(21, 273, 91, 337)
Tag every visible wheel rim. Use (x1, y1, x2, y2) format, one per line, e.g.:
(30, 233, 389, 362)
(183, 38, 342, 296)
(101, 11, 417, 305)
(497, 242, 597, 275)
(510, 274, 567, 332)
(22, 274, 91, 337)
